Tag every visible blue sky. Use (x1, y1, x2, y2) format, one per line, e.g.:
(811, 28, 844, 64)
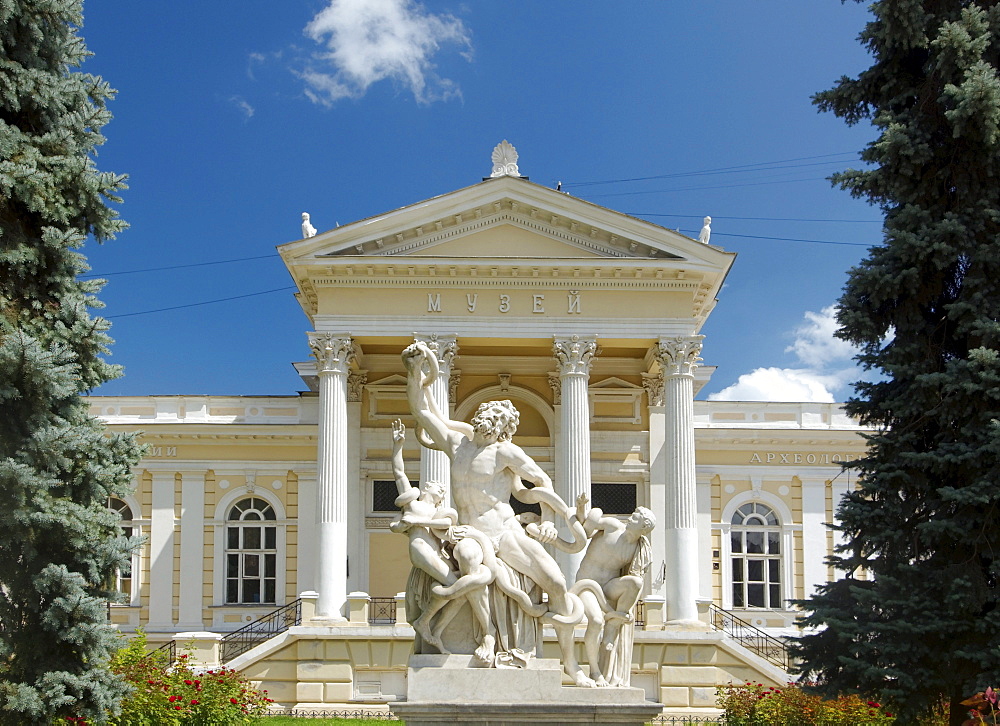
(81, 1, 880, 401)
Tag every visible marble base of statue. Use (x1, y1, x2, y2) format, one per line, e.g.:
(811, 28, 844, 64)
(390, 654, 663, 726)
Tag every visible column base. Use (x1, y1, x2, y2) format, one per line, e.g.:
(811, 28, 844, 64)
(664, 619, 710, 632)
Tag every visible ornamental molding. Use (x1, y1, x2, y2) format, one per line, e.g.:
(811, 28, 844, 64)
(553, 335, 598, 376)
(654, 336, 704, 378)
(449, 369, 462, 404)
(641, 372, 665, 407)
(490, 140, 521, 178)
(347, 372, 368, 402)
(308, 333, 355, 374)
(547, 372, 561, 405)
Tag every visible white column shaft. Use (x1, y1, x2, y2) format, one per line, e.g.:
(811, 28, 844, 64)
(656, 336, 703, 624)
(316, 366, 349, 618)
(664, 371, 699, 621)
(553, 335, 597, 579)
(309, 332, 355, 620)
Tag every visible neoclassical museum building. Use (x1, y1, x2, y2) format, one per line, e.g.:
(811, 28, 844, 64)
(88, 146, 867, 714)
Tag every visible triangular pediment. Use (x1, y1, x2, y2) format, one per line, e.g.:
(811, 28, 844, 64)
(279, 176, 728, 266)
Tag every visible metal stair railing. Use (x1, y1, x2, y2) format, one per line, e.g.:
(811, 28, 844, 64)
(708, 603, 790, 670)
(220, 598, 302, 664)
(143, 639, 176, 664)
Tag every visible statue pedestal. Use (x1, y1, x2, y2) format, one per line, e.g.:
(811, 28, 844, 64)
(391, 654, 662, 726)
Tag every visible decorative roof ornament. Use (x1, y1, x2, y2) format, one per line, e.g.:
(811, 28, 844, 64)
(301, 212, 317, 239)
(490, 140, 520, 178)
(698, 216, 712, 245)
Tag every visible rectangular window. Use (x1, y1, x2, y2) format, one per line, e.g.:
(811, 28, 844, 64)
(372, 480, 399, 512)
(591, 483, 637, 515)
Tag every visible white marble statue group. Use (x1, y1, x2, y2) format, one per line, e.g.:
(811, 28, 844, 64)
(390, 342, 655, 687)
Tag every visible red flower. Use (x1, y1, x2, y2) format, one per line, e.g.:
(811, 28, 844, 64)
(230, 698, 238, 704)
(184, 680, 193, 685)
(190, 700, 199, 705)
(174, 705, 182, 710)
(168, 695, 178, 702)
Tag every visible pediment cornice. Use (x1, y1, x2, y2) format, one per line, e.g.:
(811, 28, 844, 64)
(279, 176, 733, 268)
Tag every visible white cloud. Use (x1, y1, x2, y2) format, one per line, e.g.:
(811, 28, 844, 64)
(301, 0, 472, 106)
(709, 305, 861, 403)
(230, 96, 255, 119)
(784, 305, 856, 368)
(708, 367, 839, 403)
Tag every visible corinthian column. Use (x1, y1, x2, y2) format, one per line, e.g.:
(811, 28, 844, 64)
(553, 334, 598, 578)
(656, 335, 703, 623)
(414, 334, 457, 504)
(308, 332, 355, 620)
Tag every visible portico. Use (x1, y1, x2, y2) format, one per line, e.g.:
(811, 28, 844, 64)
(278, 166, 735, 626)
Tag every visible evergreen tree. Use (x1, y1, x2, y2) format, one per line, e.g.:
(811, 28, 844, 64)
(0, 2, 141, 723)
(793, 2, 1000, 723)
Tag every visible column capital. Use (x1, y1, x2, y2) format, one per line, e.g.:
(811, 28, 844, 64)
(553, 334, 598, 376)
(308, 333, 356, 374)
(642, 372, 665, 407)
(654, 336, 704, 378)
(347, 371, 367, 402)
(547, 372, 562, 405)
(414, 333, 458, 371)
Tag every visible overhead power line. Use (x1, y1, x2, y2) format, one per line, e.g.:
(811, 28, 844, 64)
(583, 175, 833, 198)
(711, 232, 872, 247)
(564, 151, 859, 187)
(108, 286, 296, 319)
(631, 213, 881, 224)
(82, 253, 275, 279)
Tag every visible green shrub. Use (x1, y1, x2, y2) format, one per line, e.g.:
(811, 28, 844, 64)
(59, 631, 273, 725)
(717, 682, 895, 725)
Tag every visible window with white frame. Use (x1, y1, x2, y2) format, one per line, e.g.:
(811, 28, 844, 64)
(730, 501, 782, 609)
(107, 497, 134, 601)
(225, 497, 277, 604)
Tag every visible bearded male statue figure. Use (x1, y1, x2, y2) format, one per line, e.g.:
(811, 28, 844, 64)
(400, 341, 596, 686)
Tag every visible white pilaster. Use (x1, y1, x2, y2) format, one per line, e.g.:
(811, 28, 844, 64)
(656, 336, 703, 624)
(296, 472, 317, 594)
(309, 332, 356, 620)
(553, 335, 598, 579)
(830, 474, 851, 581)
(346, 371, 366, 593)
(177, 471, 205, 629)
(147, 471, 176, 630)
(414, 334, 457, 504)
(642, 373, 667, 598)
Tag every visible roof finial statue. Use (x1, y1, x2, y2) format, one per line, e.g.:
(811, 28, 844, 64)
(301, 212, 317, 239)
(490, 140, 520, 178)
(698, 216, 712, 245)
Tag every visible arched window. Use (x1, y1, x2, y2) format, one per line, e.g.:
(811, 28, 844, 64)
(226, 497, 277, 604)
(108, 497, 135, 601)
(730, 502, 782, 609)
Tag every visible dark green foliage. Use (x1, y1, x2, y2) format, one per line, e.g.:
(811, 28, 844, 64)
(0, 1, 141, 723)
(792, 2, 1000, 724)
